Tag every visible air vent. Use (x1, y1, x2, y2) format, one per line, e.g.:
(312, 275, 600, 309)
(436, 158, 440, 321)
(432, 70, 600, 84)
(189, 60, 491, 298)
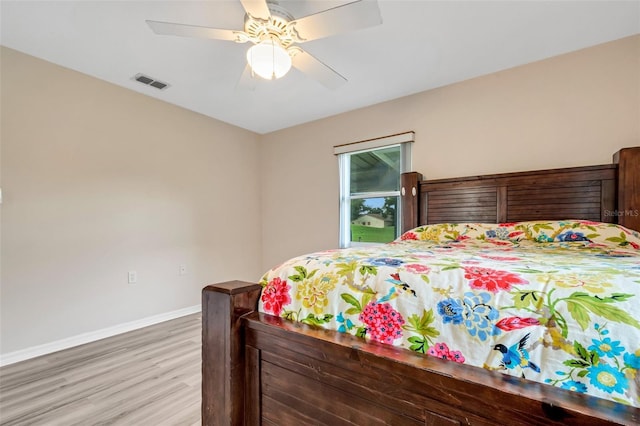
(133, 73, 170, 90)
(150, 81, 168, 90)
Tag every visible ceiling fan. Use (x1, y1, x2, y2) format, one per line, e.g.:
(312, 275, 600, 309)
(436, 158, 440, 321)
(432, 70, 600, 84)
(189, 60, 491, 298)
(146, 0, 382, 89)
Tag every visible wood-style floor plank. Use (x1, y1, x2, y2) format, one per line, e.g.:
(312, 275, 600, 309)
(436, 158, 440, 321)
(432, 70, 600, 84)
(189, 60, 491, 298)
(0, 313, 201, 426)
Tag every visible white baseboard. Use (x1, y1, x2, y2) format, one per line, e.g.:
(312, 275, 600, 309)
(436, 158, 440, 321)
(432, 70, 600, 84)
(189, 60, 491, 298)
(0, 304, 201, 367)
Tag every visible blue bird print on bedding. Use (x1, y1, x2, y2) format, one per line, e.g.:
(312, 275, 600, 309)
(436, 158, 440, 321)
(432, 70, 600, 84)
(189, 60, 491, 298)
(493, 333, 540, 378)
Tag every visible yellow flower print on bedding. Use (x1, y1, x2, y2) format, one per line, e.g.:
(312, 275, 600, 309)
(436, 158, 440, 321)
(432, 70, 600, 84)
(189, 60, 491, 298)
(416, 226, 444, 242)
(296, 274, 339, 314)
(537, 273, 614, 294)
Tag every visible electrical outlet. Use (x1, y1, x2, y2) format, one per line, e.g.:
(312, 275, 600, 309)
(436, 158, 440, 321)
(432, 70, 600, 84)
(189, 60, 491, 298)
(179, 264, 187, 275)
(128, 271, 137, 284)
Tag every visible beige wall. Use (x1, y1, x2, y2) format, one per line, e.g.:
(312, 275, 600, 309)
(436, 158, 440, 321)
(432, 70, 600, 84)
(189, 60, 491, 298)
(1, 47, 262, 355)
(260, 35, 640, 270)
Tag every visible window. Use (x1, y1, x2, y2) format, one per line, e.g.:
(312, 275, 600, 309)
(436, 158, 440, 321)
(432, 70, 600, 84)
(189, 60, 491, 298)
(335, 132, 413, 248)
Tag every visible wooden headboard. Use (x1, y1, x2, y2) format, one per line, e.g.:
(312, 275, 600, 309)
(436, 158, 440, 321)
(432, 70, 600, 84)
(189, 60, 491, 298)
(401, 146, 640, 233)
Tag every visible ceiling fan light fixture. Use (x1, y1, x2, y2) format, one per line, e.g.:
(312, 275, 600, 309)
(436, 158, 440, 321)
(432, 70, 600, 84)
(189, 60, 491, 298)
(246, 38, 292, 80)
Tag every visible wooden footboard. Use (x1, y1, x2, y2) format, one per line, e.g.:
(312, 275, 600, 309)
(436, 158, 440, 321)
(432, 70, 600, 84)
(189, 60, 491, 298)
(203, 282, 640, 426)
(202, 281, 261, 426)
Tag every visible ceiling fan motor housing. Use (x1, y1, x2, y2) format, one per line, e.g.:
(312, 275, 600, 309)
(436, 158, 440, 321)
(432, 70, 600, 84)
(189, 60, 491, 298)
(243, 2, 301, 48)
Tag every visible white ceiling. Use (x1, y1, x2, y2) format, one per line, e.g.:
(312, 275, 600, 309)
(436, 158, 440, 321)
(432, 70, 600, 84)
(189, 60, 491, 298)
(2, 1, 639, 134)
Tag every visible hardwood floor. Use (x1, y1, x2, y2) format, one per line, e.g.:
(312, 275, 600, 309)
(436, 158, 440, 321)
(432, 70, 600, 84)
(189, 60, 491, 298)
(0, 313, 201, 426)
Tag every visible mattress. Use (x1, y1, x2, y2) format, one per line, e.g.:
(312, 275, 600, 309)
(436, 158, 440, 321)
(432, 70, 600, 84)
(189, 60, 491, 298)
(258, 220, 640, 407)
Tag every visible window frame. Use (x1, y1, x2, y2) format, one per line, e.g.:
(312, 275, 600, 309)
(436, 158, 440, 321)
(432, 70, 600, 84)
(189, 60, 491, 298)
(336, 133, 413, 248)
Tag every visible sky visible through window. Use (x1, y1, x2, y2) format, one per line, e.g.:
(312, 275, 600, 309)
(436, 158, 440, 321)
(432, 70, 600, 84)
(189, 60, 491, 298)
(364, 198, 384, 209)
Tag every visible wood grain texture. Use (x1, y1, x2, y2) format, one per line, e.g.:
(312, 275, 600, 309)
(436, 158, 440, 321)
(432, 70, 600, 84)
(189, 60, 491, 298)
(401, 172, 423, 233)
(244, 312, 640, 425)
(201, 281, 261, 426)
(244, 345, 261, 425)
(0, 313, 201, 426)
(614, 147, 640, 231)
(415, 164, 618, 226)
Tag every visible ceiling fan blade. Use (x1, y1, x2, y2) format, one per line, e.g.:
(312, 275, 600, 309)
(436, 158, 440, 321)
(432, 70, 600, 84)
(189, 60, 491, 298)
(291, 0, 382, 43)
(236, 65, 258, 91)
(146, 20, 240, 41)
(239, 0, 271, 20)
(291, 49, 347, 90)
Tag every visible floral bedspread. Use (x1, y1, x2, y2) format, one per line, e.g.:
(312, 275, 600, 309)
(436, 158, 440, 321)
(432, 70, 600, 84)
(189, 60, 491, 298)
(258, 220, 640, 407)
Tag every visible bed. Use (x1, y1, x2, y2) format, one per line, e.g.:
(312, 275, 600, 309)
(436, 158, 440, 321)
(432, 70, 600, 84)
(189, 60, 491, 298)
(202, 146, 640, 425)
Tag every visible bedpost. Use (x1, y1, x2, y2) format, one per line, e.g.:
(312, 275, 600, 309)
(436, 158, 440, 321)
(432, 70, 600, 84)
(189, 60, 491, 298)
(613, 147, 640, 231)
(202, 281, 262, 426)
(401, 172, 423, 233)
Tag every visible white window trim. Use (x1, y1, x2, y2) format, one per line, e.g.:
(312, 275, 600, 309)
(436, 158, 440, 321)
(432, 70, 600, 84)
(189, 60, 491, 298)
(336, 132, 414, 248)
